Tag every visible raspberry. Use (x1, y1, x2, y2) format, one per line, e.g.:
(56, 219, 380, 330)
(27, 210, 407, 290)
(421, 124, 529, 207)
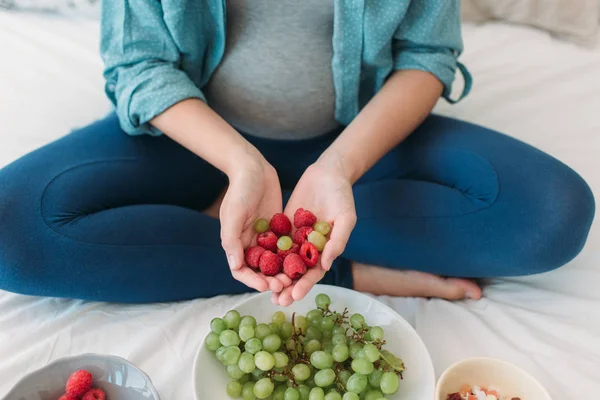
(269, 213, 292, 236)
(283, 254, 307, 280)
(245, 246, 266, 269)
(257, 231, 277, 252)
(65, 370, 93, 397)
(294, 208, 317, 228)
(58, 395, 79, 400)
(82, 388, 106, 400)
(293, 226, 313, 245)
(277, 243, 299, 259)
(299, 242, 319, 267)
(258, 250, 282, 276)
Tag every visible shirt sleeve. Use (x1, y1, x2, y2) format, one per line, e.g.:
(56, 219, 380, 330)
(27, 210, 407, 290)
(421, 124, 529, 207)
(392, 0, 466, 102)
(100, 0, 206, 136)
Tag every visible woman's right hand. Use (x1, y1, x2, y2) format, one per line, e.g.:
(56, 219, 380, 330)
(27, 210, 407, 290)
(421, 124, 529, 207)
(220, 155, 291, 293)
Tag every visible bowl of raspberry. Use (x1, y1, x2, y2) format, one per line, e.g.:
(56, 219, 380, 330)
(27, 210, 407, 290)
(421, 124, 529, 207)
(2, 353, 160, 400)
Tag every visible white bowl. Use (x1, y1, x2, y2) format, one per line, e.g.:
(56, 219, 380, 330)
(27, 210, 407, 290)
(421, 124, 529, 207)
(2, 353, 161, 400)
(435, 357, 552, 400)
(193, 284, 435, 399)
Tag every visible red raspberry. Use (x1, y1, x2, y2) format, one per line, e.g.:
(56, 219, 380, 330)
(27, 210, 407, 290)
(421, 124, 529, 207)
(269, 213, 292, 236)
(283, 254, 307, 280)
(257, 231, 277, 252)
(259, 250, 282, 276)
(245, 246, 266, 269)
(58, 395, 79, 400)
(299, 242, 319, 267)
(82, 388, 106, 400)
(294, 208, 317, 228)
(277, 243, 299, 259)
(293, 226, 313, 245)
(65, 370, 93, 397)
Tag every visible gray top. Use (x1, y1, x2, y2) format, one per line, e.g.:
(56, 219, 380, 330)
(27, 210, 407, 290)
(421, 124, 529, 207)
(204, 0, 339, 140)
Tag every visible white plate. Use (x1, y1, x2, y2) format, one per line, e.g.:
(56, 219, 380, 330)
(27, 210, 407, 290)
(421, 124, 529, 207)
(193, 284, 435, 399)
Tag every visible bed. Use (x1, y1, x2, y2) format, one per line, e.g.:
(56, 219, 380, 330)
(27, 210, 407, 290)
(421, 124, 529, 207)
(1, 10, 599, 399)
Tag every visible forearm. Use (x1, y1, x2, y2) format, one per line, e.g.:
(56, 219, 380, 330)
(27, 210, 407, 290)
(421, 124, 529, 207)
(318, 70, 443, 183)
(151, 98, 265, 176)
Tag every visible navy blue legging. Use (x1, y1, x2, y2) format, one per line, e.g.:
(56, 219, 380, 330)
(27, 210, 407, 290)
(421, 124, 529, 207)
(0, 114, 594, 302)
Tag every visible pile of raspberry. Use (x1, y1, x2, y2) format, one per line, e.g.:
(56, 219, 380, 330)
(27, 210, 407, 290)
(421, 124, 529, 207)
(58, 370, 105, 400)
(447, 384, 521, 400)
(244, 208, 331, 279)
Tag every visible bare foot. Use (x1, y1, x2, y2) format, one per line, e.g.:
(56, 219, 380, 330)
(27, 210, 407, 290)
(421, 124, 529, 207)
(202, 186, 228, 219)
(352, 262, 482, 300)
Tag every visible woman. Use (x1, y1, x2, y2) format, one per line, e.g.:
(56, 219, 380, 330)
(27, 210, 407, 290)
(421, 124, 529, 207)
(0, 0, 594, 306)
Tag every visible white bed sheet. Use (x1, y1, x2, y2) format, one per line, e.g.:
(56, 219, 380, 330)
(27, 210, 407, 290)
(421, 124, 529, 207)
(0, 11, 599, 399)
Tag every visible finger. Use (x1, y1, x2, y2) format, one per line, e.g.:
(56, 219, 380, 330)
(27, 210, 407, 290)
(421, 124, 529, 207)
(321, 212, 356, 270)
(271, 291, 280, 305)
(292, 267, 326, 301)
(265, 276, 283, 293)
(278, 285, 295, 307)
(231, 267, 269, 292)
(275, 273, 293, 288)
(220, 209, 246, 271)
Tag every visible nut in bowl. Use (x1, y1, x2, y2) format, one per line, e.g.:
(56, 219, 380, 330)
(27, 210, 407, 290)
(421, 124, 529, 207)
(193, 285, 435, 399)
(435, 357, 552, 400)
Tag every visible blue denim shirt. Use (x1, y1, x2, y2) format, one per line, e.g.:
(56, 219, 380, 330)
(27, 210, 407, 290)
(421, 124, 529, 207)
(101, 0, 471, 136)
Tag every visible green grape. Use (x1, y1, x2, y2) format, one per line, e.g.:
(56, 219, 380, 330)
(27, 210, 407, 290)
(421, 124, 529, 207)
(355, 350, 366, 360)
(240, 316, 257, 328)
(239, 325, 256, 342)
(315, 294, 331, 310)
(285, 338, 296, 352)
(307, 309, 323, 323)
(297, 385, 310, 400)
(332, 326, 346, 336)
(305, 326, 322, 341)
(273, 369, 288, 382)
(320, 317, 335, 332)
(349, 343, 363, 359)
(252, 368, 266, 381)
(342, 393, 359, 400)
(245, 338, 263, 354)
(349, 314, 365, 330)
(255, 324, 272, 340)
(227, 380, 243, 398)
(211, 317, 228, 334)
(243, 382, 257, 400)
(224, 310, 242, 330)
(368, 369, 383, 388)
(363, 329, 372, 341)
(331, 334, 347, 346)
(223, 346, 242, 366)
(324, 393, 341, 400)
(369, 326, 384, 342)
(294, 316, 308, 334)
(216, 346, 227, 361)
(362, 344, 379, 362)
(273, 352, 289, 368)
(323, 344, 334, 354)
(272, 311, 286, 324)
(239, 352, 256, 374)
(309, 387, 325, 400)
(351, 359, 374, 375)
(364, 390, 384, 400)
(239, 374, 251, 384)
(254, 378, 275, 399)
(380, 372, 399, 395)
(313, 369, 335, 387)
(273, 385, 287, 400)
(313, 221, 331, 236)
(310, 351, 334, 369)
(332, 344, 349, 362)
(254, 218, 270, 233)
(220, 330, 241, 347)
(263, 334, 282, 353)
(321, 330, 333, 340)
(205, 332, 221, 351)
(284, 388, 300, 400)
(280, 321, 294, 339)
(292, 363, 311, 382)
(337, 369, 351, 387)
(269, 323, 281, 335)
(228, 364, 246, 380)
(304, 339, 322, 355)
(307, 231, 327, 251)
(255, 351, 275, 371)
(305, 376, 316, 388)
(277, 236, 293, 251)
(346, 373, 368, 394)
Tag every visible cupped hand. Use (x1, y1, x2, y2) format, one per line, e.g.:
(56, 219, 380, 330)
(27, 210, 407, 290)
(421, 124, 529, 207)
(273, 162, 357, 306)
(220, 157, 291, 293)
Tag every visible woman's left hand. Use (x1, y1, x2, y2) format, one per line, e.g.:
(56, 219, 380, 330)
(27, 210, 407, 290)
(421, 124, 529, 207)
(272, 162, 357, 306)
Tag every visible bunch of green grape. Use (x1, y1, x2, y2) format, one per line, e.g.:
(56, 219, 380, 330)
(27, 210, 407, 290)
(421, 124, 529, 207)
(204, 294, 405, 400)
